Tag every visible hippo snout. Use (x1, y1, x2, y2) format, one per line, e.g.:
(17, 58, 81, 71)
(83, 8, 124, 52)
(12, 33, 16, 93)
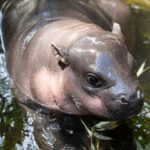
(117, 94, 129, 105)
(117, 90, 144, 106)
(104, 89, 144, 120)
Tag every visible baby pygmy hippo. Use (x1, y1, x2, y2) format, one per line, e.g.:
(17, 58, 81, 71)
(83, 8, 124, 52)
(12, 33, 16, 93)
(1, 0, 143, 120)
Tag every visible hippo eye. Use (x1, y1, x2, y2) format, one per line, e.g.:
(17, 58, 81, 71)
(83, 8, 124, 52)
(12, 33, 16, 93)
(85, 73, 104, 88)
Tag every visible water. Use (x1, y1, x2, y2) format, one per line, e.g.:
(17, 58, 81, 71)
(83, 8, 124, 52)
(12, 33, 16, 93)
(0, 7, 150, 150)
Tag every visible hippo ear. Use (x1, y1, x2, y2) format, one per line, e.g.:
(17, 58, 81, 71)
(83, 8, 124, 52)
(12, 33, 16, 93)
(51, 43, 70, 69)
(112, 22, 123, 37)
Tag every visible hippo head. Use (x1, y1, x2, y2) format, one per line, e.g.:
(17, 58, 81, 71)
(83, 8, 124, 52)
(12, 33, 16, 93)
(50, 24, 144, 120)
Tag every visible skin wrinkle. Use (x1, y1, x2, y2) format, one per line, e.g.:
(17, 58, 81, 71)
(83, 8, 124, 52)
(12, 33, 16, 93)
(40, 19, 104, 48)
(31, 67, 81, 114)
(61, 31, 142, 118)
(31, 67, 61, 110)
(3, 0, 143, 119)
(63, 70, 109, 117)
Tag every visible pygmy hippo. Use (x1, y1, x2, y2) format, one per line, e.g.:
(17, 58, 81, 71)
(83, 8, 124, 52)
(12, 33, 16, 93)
(1, 0, 144, 120)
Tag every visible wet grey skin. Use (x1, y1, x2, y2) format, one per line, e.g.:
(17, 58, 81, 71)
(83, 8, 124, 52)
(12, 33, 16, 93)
(1, 0, 144, 120)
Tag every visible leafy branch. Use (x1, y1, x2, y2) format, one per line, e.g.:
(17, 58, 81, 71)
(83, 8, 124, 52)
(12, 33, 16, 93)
(80, 119, 119, 150)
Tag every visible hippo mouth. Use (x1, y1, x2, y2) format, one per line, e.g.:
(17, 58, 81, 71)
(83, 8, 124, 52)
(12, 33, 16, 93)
(71, 95, 82, 110)
(70, 92, 144, 120)
(70, 95, 90, 114)
(107, 98, 144, 120)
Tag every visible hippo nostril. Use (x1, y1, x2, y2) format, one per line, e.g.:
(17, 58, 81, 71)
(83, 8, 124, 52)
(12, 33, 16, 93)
(119, 95, 129, 105)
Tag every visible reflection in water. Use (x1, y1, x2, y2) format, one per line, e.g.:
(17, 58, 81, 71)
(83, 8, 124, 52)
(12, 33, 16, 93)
(0, 7, 150, 150)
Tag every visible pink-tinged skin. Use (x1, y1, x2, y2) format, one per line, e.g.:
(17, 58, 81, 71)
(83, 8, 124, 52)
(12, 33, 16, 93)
(2, 0, 143, 120)
(32, 66, 106, 115)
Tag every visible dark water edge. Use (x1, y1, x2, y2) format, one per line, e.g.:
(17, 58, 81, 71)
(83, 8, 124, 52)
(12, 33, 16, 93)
(0, 8, 150, 150)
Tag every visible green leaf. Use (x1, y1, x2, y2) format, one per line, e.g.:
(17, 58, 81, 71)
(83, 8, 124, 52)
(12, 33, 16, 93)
(135, 139, 144, 150)
(144, 143, 150, 150)
(126, 0, 150, 11)
(80, 119, 93, 137)
(92, 121, 118, 131)
(137, 61, 146, 77)
(137, 60, 150, 77)
(93, 132, 112, 141)
(91, 144, 96, 150)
